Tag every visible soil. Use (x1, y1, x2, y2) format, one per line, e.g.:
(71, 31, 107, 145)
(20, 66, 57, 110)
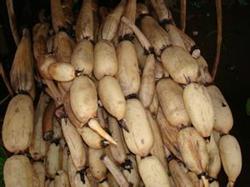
(0, 0, 250, 186)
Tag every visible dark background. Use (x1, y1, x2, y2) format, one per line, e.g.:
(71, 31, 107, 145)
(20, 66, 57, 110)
(0, 0, 250, 186)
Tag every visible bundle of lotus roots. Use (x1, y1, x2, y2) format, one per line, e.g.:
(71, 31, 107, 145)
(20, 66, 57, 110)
(2, 0, 242, 187)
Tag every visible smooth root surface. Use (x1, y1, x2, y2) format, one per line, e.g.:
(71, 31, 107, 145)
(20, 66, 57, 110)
(78, 126, 105, 149)
(117, 40, 140, 96)
(33, 162, 46, 187)
(71, 40, 94, 75)
(219, 135, 242, 184)
(94, 40, 118, 80)
(70, 76, 97, 124)
(183, 83, 214, 137)
(207, 85, 233, 134)
(98, 76, 126, 120)
(4, 155, 34, 187)
(207, 134, 221, 178)
(3, 95, 34, 153)
(123, 99, 154, 156)
(147, 110, 168, 169)
(178, 127, 209, 175)
(139, 156, 170, 187)
(157, 78, 190, 128)
(169, 159, 194, 187)
(48, 62, 75, 82)
(108, 116, 127, 164)
(139, 54, 155, 108)
(29, 93, 49, 160)
(161, 46, 199, 84)
(62, 119, 86, 170)
(88, 148, 107, 181)
(45, 143, 61, 178)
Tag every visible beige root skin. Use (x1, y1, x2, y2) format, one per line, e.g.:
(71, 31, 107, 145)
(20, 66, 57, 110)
(43, 79, 63, 106)
(150, 0, 172, 21)
(118, 0, 137, 39)
(88, 118, 117, 145)
(75, 0, 94, 41)
(61, 118, 87, 171)
(121, 16, 156, 108)
(101, 0, 126, 41)
(63, 93, 83, 128)
(201, 175, 209, 187)
(121, 16, 152, 52)
(140, 15, 171, 56)
(101, 155, 129, 187)
(227, 181, 234, 187)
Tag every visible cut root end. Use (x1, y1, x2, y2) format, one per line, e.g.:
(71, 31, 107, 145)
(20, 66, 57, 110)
(201, 175, 209, 187)
(88, 118, 117, 145)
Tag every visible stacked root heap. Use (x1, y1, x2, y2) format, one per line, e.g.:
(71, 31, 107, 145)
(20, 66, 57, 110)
(2, 0, 242, 187)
